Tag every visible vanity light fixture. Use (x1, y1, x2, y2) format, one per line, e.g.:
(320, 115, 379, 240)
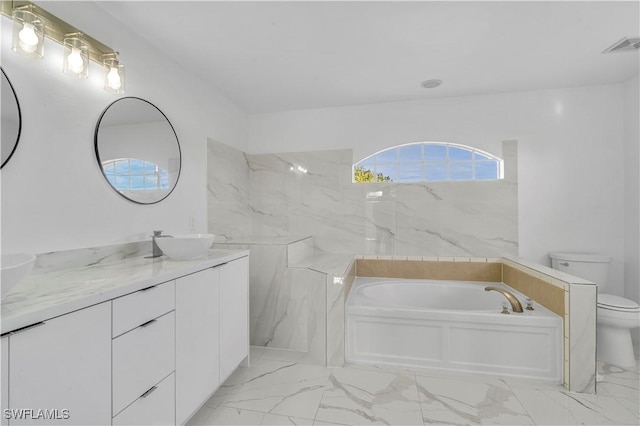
(2, 1, 124, 92)
(11, 5, 44, 59)
(63, 33, 89, 78)
(103, 52, 125, 94)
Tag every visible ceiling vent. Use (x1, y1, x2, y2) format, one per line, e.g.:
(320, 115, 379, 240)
(602, 37, 640, 54)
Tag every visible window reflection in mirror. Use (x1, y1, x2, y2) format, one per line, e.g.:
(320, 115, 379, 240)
(95, 97, 181, 204)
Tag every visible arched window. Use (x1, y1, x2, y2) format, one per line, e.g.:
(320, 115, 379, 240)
(102, 158, 169, 191)
(353, 142, 503, 183)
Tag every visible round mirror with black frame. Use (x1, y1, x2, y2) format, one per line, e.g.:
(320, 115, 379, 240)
(1, 67, 23, 169)
(95, 97, 181, 204)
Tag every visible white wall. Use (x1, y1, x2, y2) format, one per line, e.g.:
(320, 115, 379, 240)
(249, 85, 627, 295)
(623, 74, 640, 305)
(0, 2, 248, 254)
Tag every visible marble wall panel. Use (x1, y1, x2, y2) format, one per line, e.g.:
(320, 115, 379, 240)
(207, 138, 251, 241)
(326, 274, 346, 367)
(247, 145, 518, 258)
(569, 284, 598, 393)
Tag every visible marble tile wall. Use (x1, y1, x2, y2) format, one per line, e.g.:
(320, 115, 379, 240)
(247, 141, 518, 257)
(207, 138, 251, 241)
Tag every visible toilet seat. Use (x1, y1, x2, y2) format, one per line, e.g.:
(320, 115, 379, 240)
(598, 293, 640, 312)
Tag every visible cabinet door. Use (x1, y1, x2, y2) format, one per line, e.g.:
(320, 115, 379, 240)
(1, 335, 8, 426)
(175, 267, 220, 425)
(220, 256, 249, 382)
(8, 302, 111, 425)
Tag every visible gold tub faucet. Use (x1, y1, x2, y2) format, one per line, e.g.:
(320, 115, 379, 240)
(485, 286, 524, 313)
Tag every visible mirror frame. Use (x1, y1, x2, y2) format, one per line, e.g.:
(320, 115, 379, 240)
(1, 67, 23, 169)
(94, 97, 182, 205)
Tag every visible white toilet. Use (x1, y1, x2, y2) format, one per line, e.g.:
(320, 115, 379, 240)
(550, 252, 640, 367)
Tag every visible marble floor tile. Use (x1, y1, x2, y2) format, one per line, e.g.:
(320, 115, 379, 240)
(415, 374, 534, 425)
(261, 413, 315, 425)
(596, 360, 640, 402)
(214, 359, 331, 420)
(251, 345, 267, 363)
(194, 358, 640, 426)
(511, 386, 639, 425)
(187, 405, 264, 425)
(315, 366, 423, 425)
(259, 347, 311, 363)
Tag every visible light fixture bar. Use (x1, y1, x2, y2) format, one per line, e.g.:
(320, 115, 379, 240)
(1, 0, 116, 66)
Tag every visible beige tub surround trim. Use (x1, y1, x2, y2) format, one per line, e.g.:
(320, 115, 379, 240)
(355, 258, 503, 282)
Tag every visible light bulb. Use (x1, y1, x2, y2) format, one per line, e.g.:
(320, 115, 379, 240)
(67, 48, 84, 74)
(18, 23, 38, 53)
(107, 67, 121, 90)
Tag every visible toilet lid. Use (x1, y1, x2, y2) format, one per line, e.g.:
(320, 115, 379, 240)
(598, 294, 640, 310)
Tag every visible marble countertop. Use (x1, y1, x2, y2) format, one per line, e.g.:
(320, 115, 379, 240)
(216, 236, 312, 245)
(1, 249, 249, 334)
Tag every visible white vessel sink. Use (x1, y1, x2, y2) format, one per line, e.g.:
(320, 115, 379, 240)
(155, 234, 216, 260)
(1, 253, 36, 297)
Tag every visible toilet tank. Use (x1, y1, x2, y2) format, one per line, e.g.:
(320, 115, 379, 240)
(549, 252, 611, 289)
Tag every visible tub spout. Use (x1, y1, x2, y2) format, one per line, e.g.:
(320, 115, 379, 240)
(485, 286, 524, 313)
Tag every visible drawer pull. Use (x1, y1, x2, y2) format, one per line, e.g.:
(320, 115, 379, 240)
(9, 322, 45, 335)
(139, 319, 158, 328)
(140, 386, 157, 398)
(139, 285, 157, 292)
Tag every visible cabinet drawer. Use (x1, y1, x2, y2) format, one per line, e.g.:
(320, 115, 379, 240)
(113, 373, 175, 426)
(113, 311, 175, 416)
(113, 280, 175, 337)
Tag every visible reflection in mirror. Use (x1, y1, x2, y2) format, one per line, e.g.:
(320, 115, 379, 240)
(95, 97, 181, 204)
(1, 68, 23, 169)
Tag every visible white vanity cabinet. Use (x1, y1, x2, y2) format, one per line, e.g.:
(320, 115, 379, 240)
(112, 281, 175, 425)
(220, 256, 249, 382)
(176, 266, 220, 425)
(0, 251, 249, 426)
(6, 302, 111, 425)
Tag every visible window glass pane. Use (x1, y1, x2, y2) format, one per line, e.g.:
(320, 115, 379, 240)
(450, 161, 473, 180)
(143, 161, 157, 173)
(115, 160, 129, 174)
(399, 144, 422, 162)
(103, 163, 114, 173)
(358, 159, 375, 170)
(129, 159, 144, 173)
(159, 174, 170, 189)
(373, 149, 398, 164)
(130, 175, 144, 190)
(449, 146, 473, 160)
(115, 175, 129, 189)
(475, 160, 499, 179)
(474, 152, 490, 160)
(424, 144, 447, 161)
(106, 175, 116, 185)
(145, 175, 159, 188)
(375, 163, 398, 181)
(398, 163, 422, 182)
(424, 162, 447, 181)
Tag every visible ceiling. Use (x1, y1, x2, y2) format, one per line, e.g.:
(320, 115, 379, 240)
(95, 1, 639, 114)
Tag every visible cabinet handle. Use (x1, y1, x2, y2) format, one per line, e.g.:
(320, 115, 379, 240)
(9, 322, 45, 335)
(139, 319, 157, 328)
(140, 386, 157, 398)
(560, 262, 569, 266)
(139, 285, 157, 292)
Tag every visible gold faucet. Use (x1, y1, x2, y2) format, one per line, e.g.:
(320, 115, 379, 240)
(485, 286, 524, 313)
